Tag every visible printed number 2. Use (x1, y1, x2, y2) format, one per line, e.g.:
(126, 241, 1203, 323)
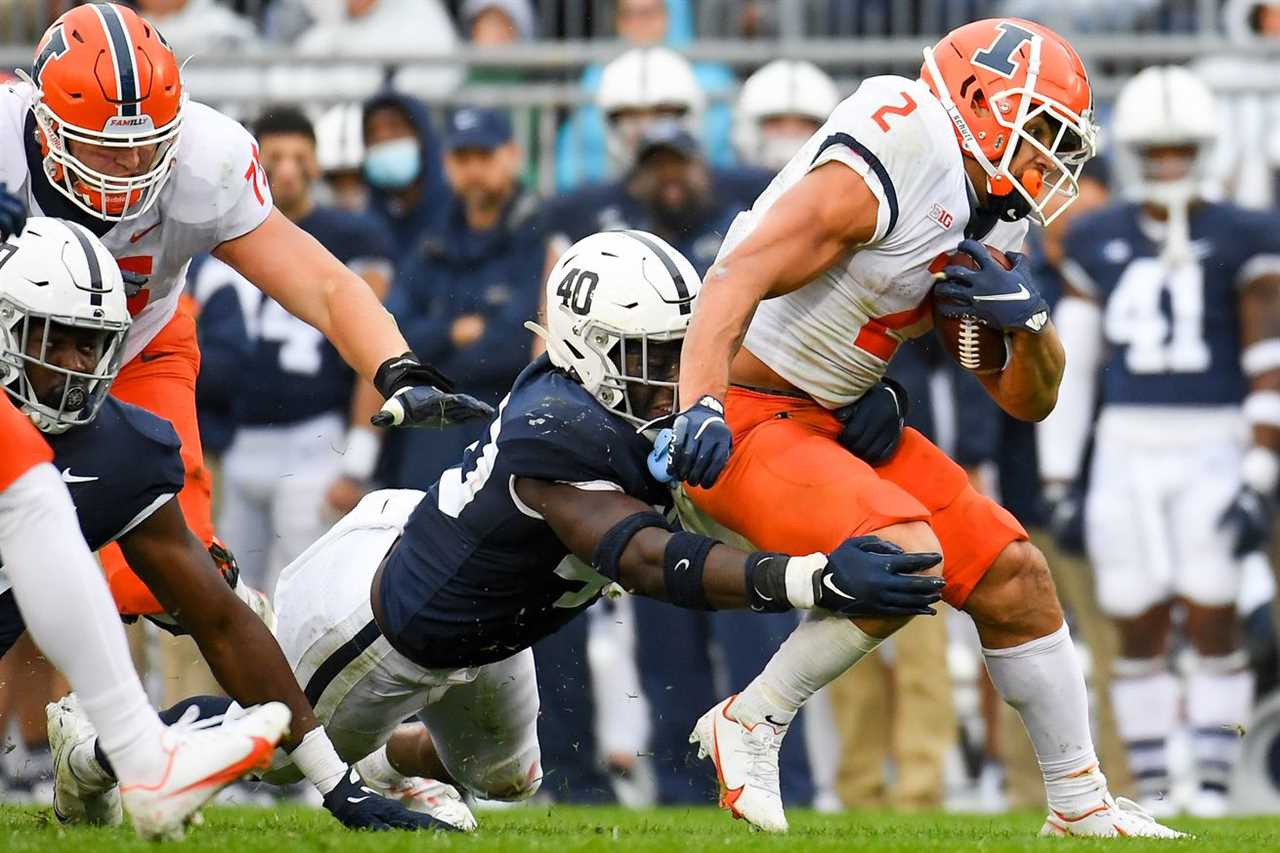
(872, 91, 918, 133)
(556, 268, 599, 315)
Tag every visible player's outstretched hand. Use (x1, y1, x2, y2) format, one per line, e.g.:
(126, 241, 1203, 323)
(834, 378, 908, 466)
(668, 395, 732, 488)
(817, 535, 944, 617)
(934, 239, 1049, 334)
(0, 183, 28, 242)
(1218, 486, 1272, 558)
(323, 767, 460, 831)
(371, 352, 494, 428)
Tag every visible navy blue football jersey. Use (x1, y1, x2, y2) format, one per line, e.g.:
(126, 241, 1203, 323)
(1062, 202, 1280, 406)
(543, 166, 770, 275)
(0, 398, 183, 658)
(377, 356, 671, 669)
(232, 206, 393, 426)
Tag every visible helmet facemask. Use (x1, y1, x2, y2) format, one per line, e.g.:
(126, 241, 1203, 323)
(0, 300, 129, 434)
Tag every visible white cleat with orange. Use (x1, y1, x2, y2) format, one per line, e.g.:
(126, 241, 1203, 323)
(1040, 795, 1189, 839)
(120, 701, 291, 840)
(380, 777, 477, 831)
(689, 695, 788, 833)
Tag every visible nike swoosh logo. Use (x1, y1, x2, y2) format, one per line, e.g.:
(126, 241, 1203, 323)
(129, 222, 160, 243)
(60, 469, 99, 484)
(138, 352, 167, 363)
(673, 558, 690, 572)
(972, 283, 1030, 302)
(763, 714, 788, 729)
(822, 574, 856, 600)
(346, 796, 370, 804)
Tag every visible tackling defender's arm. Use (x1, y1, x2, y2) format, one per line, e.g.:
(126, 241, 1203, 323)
(514, 478, 944, 617)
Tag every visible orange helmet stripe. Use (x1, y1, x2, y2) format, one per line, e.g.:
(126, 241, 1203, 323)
(89, 3, 139, 117)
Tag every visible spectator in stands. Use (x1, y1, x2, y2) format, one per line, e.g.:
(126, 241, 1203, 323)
(361, 91, 447, 265)
(315, 103, 369, 213)
(733, 59, 842, 172)
(385, 107, 542, 489)
(280, 0, 463, 99)
(134, 0, 260, 58)
(554, 0, 737, 189)
(463, 0, 536, 43)
(196, 107, 394, 596)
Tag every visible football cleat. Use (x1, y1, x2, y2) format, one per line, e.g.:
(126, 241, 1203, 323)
(381, 777, 477, 831)
(48, 694, 122, 826)
(120, 701, 290, 840)
(689, 695, 788, 833)
(1039, 795, 1190, 838)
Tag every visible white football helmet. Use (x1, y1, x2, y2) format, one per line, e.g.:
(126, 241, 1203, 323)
(733, 60, 840, 171)
(315, 102, 364, 174)
(528, 230, 699, 428)
(0, 217, 131, 434)
(596, 47, 705, 174)
(1111, 65, 1220, 208)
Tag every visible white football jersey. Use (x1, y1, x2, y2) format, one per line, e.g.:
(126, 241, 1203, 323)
(723, 75, 1028, 407)
(0, 82, 273, 363)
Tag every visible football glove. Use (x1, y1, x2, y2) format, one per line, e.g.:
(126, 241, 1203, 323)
(668, 395, 732, 489)
(323, 767, 459, 832)
(0, 183, 27, 242)
(1042, 481, 1086, 556)
(816, 536, 944, 616)
(834, 378, 909, 466)
(933, 239, 1050, 335)
(1218, 486, 1273, 559)
(370, 352, 494, 429)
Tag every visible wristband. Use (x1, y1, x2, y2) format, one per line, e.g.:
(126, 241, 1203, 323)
(1244, 390, 1280, 429)
(1242, 445, 1280, 495)
(290, 727, 347, 795)
(374, 352, 419, 398)
(745, 551, 793, 613)
(784, 553, 829, 609)
(662, 531, 717, 610)
(340, 427, 381, 481)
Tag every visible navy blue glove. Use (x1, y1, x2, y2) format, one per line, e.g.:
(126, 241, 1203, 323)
(1218, 486, 1272, 558)
(1042, 482, 1086, 556)
(0, 184, 27, 243)
(668, 395, 732, 488)
(934, 239, 1050, 335)
(834, 378, 909, 466)
(817, 536, 944, 617)
(322, 767, 459, 831)
(371, 352, 494, 428)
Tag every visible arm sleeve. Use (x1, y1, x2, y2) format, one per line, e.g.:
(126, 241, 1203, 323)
(1036, 295, 1103, 483)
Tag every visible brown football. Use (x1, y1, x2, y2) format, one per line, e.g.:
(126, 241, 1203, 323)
(930, 245, 1013, 375)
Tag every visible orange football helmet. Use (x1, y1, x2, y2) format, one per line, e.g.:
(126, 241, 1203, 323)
(21, 3, 185, 221)
(921, 18, 1097, 225)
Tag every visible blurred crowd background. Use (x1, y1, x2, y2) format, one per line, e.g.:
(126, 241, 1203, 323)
(3, 0, 1280, 817)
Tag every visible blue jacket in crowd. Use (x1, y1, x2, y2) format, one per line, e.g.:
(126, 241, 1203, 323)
(363, 90, 448, 265)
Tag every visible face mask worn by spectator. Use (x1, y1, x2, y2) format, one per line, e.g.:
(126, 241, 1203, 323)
(363, 139, 420, 189)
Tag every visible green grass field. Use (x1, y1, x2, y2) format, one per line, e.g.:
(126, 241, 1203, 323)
(2, 805, 1278, 852)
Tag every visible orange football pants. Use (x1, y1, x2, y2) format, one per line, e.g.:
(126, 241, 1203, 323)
(688, 386, 1027, 609)
(100, 298, 212, 615)
(0, 394, 54, 491)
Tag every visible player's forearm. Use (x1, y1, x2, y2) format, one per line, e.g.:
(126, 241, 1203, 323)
(320, 270, 412, 382)
(1240, 276, 1280, 455)
(617, 528, 757, 610)
(978, 324, 1065, 422)
(677, 267, 762, 404)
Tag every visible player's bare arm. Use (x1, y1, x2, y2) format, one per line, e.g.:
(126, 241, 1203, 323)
(1240, 273, 1280, 454)
(974, 321, 1065, 422)
(678, 162, 882, 407)
(514, 478, 944, 617)
(116, 499, 321, 747)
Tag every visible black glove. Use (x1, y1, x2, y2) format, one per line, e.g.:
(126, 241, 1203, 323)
(1042, 481, 1086, 556)
(668, 395, 732, 489)
(370, 352, 493, 429)
(1219, 486, 1273, 558)
(934, 239, 1050, 335)
(322, 767, 459, 831)
(0, 184, 28, 243)
(816, 536, 944, 616)
(834, 378, 909, 466)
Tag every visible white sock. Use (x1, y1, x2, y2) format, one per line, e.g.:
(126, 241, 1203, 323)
(982, 622, 1107, 815)
(355, 745, 405, 790)
(0, 465, 163, 784)
(1186, 651, 1253, 798)
(1110, 656, 1178, 804)
(731, 614, 882, 729)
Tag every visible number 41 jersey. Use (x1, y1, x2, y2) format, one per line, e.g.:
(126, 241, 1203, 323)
(375, 356, 671, 670)
(1060, 202, 1280, 406)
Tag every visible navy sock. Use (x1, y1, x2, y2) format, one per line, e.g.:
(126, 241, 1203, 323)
(94, 695, 235, 779)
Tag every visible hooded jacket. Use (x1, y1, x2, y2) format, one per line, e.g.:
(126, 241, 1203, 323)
(362, 90, 448, 264)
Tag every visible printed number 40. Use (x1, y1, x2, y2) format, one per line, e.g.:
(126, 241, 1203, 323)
(556, 268, 599, 315)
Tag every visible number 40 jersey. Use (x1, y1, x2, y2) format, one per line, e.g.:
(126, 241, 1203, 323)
(1060, 202, 1280, 406)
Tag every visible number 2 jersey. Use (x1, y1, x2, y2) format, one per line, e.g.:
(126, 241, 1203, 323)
(375, 356, 671, 670)
(721, 74, 1028, 408)
(0, 80, 272, 363)
(1060, 201, 1280, 407)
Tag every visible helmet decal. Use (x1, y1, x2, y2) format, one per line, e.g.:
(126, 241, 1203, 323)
(971, 21, 1035, 79)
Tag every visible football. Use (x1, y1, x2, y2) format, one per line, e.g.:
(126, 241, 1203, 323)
(930, 245, 1014, 375)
